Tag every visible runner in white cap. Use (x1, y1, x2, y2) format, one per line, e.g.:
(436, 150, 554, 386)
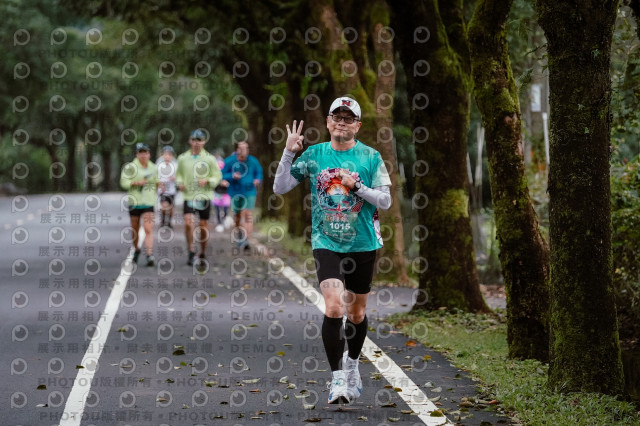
(273, 96, 392, 404)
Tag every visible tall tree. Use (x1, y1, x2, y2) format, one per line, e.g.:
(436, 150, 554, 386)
(391, 0, 490, 312)
(311, 0, 409, 282)
(535, 0, 624, 393)
(468, 0, 550, 360)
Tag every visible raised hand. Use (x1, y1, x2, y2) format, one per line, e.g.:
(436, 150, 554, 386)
(285, 120, 305, 153)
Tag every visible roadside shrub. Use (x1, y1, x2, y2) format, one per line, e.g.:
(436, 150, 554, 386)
(611, 159, 640, 343)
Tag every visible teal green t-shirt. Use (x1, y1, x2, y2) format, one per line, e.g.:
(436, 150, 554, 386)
(290, 140, 391, 253)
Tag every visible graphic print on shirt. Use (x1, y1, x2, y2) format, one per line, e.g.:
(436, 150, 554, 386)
(316, 167, 363, 242)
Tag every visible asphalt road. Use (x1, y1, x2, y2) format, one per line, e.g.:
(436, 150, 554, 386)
(2, 193, 505, 426)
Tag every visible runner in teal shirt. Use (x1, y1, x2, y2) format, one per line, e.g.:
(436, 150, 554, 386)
(289, 140, 390, 253)
(273, 97, 392, 405)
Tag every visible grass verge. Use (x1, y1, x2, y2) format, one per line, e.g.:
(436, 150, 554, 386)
(386, 310, 639, 425)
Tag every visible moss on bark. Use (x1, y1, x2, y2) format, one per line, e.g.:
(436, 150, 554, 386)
(392, 0, 490, 313)
(312, 0, 409, 283)
(468, 0, 550, 362)
(536, 0, 624, 394)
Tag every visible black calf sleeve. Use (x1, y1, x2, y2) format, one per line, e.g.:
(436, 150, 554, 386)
(322, 315, 345, 371)
(345, 315, 368, 360)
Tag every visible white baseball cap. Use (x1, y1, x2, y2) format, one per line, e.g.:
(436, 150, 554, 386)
(329, 96, 361, 119)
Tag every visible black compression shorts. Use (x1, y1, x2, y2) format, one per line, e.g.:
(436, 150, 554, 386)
(183, 200, 211, 220)
(312, 249, 377, 294)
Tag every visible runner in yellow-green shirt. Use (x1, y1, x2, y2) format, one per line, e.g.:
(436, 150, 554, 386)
(176, 129, 222, 268)
(120, 143, 158, 266)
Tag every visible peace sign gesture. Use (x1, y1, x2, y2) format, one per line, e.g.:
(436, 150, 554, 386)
(285, 120, 305, 153)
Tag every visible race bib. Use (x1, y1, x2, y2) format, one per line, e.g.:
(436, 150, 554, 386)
(322, 211, 358, 241)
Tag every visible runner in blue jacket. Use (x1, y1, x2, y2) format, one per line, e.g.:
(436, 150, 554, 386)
(221, 141, 263, 250)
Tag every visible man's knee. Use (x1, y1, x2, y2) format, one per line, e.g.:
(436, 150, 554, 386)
(320, 279, 343, 291)
(325, 307, 344, 318)
(347, 312, 365, 324)
(321, 279, 345, 318)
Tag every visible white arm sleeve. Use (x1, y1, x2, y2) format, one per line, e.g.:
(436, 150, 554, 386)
(273, 149, 301, 194)
(358, 184, 392, 210)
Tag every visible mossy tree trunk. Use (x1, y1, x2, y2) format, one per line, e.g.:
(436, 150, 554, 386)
(391, 0, 490, 312)
(535, 0, 624, 394)
(468, 0, 550, 361)
(45, 143, 63, 192)
(312, 0, 409, 283)
(99, 115, 113, 191)
(362, 1, 409, 284)
(218, 41, 279, 221)
(285, 83, 318, 238)
(64, 119, 79, 192)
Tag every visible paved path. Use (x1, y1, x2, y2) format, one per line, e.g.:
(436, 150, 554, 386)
(2, 193, 505, 425)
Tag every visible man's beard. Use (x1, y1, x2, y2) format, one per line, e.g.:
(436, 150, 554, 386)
(334, 129, 355, 143)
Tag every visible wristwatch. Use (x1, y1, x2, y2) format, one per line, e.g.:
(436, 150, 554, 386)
(353, 181, 362, 193)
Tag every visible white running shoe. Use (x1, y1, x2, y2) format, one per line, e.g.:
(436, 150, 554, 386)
(327, 370, 350, 404)
(223, 216, 235, 229)
(215, 224, 224, 233)
(343, 352, 362, 401)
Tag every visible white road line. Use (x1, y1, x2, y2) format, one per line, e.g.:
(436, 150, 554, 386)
(58, 244, 137, 425)
(274, 259, 451, 425)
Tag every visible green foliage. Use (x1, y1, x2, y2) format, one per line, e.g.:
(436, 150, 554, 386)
(611, 160, 640, 340)
(610, 6, 640, 163)
(1, 0, 245, 191)
(387, 310, 640, 425)
(0, 134, 54, 192)
(506, 0, 540, 89)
